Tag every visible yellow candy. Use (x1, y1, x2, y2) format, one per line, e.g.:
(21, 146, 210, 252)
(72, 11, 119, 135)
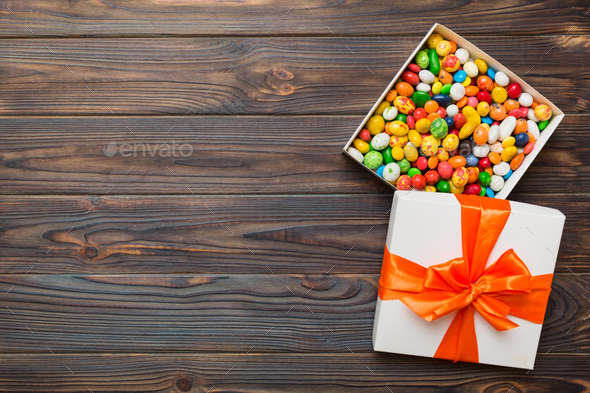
(408, 129, 423, 148)
(391, 145, 405, 161)
(389, 135, 408, 148)
(462, 106, 481, 125)
(367, 115, 385, 135)
(353, 138, 370, 154)
(404, 144, 419, 162)
(448, 181, 465, 194)
(461, 77, 471, 87)
(424, 185, 437, 192)
(437, 147, 450, 161)
(534, 104, 552, 121)
(389, 121, 409, 136)
(477, 101, 490, 117)
(442, 134, 460, 151)
(431, 81, 443, 95)
(427, 33, 444, 49)
(415, 118, 432, 134)
(421, 135, 439, 157)
(436, 40, 453, 56)
(501, 146, 518, 162)
(502, 137, 516, 147)
(480, 123, 490, 131)
(375, 101, 390, 115)
(474, 59, 488, 74)
(459, 121, 478, 140)
(491, 86, 508, 103)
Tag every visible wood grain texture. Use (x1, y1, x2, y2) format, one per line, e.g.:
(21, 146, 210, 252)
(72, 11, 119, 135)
(1, 115, 588, 195)
(1, 353, 589, 392)
(0, 274, 588, 354)
(1, 0, 589, 37)
(0, 36, 587, 115)
(0, 194, 587, 274)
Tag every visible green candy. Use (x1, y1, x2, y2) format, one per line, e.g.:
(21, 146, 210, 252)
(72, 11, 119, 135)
(479, 187, 487, 196)
(364, 151, 383, 169)
(408, 168, 421, 178)
(441, 84, 452, 95)
(538, 120, 549, 131)
(428, 49, 440, 75)
(430, 118, 448, 139)
(397, 158, 411, 173)
(436, 180, 450, 193)
(382, 146, 394, 165)
(415, 50, 429, 69)
(395, 114, 408, 123)
(411, 91, 431, 108)
(479, 171, 491, 186)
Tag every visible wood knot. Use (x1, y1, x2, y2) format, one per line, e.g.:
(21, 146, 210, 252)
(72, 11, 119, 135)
(301, 275, 337, 292)
(266, 67, 294, 81)
(84, 247, 98, 260)
(280, 83, 293, 94)
(91, 195, 101, 206)
(175, 377, 193, 392)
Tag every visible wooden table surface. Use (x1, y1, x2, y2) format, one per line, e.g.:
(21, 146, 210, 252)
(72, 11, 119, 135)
(1, 1, 589, 392)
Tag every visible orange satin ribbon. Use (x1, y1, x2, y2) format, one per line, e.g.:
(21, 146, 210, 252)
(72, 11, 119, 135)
(378, 194, 553, 363)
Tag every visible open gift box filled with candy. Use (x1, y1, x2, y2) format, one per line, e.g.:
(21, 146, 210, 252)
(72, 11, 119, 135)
(373, 192, 566, 369)
(343, 24, 564, 199)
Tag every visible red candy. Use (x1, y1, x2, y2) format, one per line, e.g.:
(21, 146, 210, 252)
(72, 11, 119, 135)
(396, 175, 412, 190)
(449, 129, 460, 137)
(464, 183, 482, 195)
(406, 115, 416, 129)
(479, 156, 491, 168)
(417, 156, 428, 171)
(408, 63, 421, 73)
(425, 170, 439, 185)
(402, 71, 420, 86)
(520, 107, 529, 117)
(507, 83, 522, 99)
(454, 113, 467, 130)
(412, 174, 427, 190)
(438, 161, 453, 179)
(436, 107, 447, 119)
(414, 108, 428, 121)
(359, 129, 371, 142)
(509, 109, 523, 118)
(477, 91, 492, 105)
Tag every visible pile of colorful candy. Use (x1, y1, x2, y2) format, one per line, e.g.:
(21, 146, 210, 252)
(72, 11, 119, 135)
(347, 33, 553, 197)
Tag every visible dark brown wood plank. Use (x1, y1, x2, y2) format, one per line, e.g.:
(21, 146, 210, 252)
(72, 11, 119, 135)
(1, 115, 588, 195)
(0, 194, 587, 274)
(1, 0, 588, 37)
(0, 274, 587, 354)
(0, 36, 587, 115)
(0, 353, 588, 392)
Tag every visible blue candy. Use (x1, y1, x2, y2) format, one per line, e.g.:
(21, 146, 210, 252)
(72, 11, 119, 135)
(444, 116, 455, 130)
(514, 132, 530, 147)
(454, 70, 467, 83)
(487, 68, 496, 80)
(466, 154, 479, 167)
(431, 94, 452, 107)
(503, 169, 513, 180)
(481, 116, 493, 125)
(486, 187, 495, 198)
(376, 165, 385, 178)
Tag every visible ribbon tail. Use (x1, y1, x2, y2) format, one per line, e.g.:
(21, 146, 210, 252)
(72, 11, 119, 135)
(434, 305, 479, 363)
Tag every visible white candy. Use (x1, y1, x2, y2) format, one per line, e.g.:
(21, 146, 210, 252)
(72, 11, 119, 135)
(371, 133, 390, 150)
(455, 48, 470, 64)
(347, 147, 364, 163)
(419, 70, 436, 84)
(495, 71, 509, 87)
(527, 108, 539, 122)
(382, 106, 398, 121)
(490, 141, 504, 153)
(517, 147, 524, 154)
(490, 174, 505, 192)
(383, 163, 401, 182)
(473, 143, 490, 158)
(488, 124, 500, 144)
(463, 62, 479, 78)
(518, 92, 533, 107)
(499, 116, 517, 141)
(450, 83, 466, 101)
(527, 120, 540, 140)
(416, 82, 431, 93)
(446, 104, 459, 118)
(493, 162, 511, 176)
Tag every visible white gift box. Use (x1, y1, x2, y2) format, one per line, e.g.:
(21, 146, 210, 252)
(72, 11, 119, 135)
(372, 192, 565, 369)
(343, 23, 564, 199)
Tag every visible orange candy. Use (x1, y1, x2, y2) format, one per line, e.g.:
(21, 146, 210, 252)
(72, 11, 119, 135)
(489, 152, 501, 165)
(526, 132, 536, 144)
(465, 85, 480, 97)
(489, 103, 507, 121)
(484, 167, 494, 176)
(514, 118, 528, 135)
(396, 82, 414, 97)
(473, 126, 489, 145)
(449, 41, 457, 53)
(503, 99, 520, 112)
(456, 96, 469, 108)
(386, 90, 397, 102)
(428, 156, 439, 169)
(448, 156, 467, 169)
(467, 167, 480, 183)
(427, 113, 441, 122)
(477, 76, 494, 93)
(510, 153, 525, 170)
(530, 101, 539, 109)
(424, 100, 439, 114)
(438, 70, 454, 85)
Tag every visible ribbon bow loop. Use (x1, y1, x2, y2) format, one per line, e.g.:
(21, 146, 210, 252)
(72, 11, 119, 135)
(378, 195, 554, 364)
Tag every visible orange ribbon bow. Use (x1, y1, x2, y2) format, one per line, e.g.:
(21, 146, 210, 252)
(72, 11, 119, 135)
(378, 194, 553, 363)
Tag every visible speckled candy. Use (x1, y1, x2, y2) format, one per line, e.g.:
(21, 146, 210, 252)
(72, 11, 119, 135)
(396, 175, 412, 190)
(452, 167, 469, 187)
(430, 117, 449, 139)
(371, 133, 390, 150)
(364, 151, 383, 169)
(534, 105, 552, 121)
(421, 135, 439, 157)
(382, 163, 401, 182)
(394, 96, 416, 115)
